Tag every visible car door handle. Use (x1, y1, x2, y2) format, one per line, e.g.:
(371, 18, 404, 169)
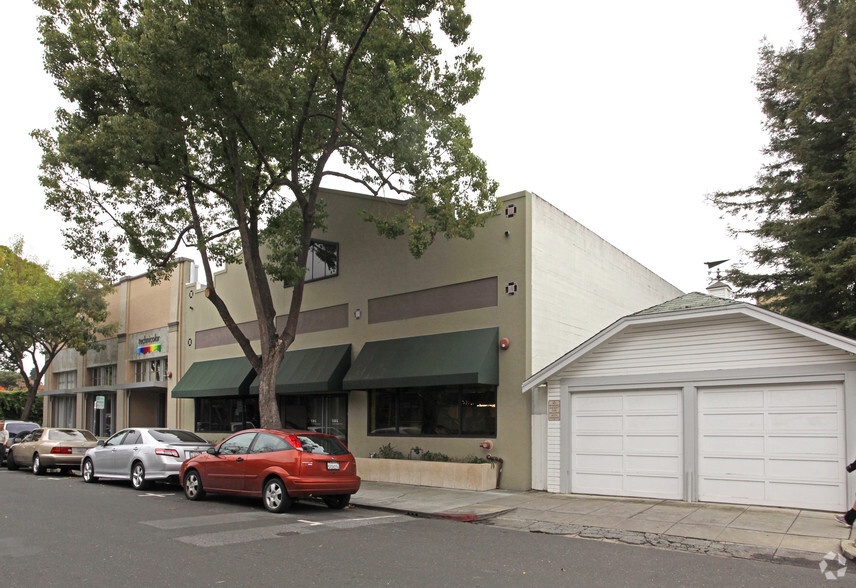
(236, 457, 244, 462)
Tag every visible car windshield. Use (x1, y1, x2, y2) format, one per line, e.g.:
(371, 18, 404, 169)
(149, 429, 207, 444)
(48, 429, 97, 441)
(296, 434, 349, 456)
(7, 423, 38, 435)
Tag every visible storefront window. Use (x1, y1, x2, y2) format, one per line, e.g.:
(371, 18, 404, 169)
(134, 358, 166, 383)
(278, 394, 348, 444)
(194, 397, 259, 433)
(368, 385, 496, 437)
(51, 395, 76, 428)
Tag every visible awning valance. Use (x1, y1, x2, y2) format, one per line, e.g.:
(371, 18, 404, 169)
(171, 356, 256, 398)
(343, 328, 498, 390)
(249, 344, 351, 395)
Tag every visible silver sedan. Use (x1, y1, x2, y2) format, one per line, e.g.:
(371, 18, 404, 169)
(81, 428, 212, 490)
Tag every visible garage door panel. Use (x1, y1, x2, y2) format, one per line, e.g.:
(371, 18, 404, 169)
(766, 411, 838, 432)
(700, 413, 764, 430)
(627, 434, 681, 453)
(767, 482, 841, 510)
(575, 434, 623, 452)
(625, 414, 680, 432)
(575, 395, 623, 411)
(575, 415, 623, 431)
(766, 458, 839, 480)
(701, 477, 766, 501)
(624, 393, 679, 411)
(699, 435, 765, 454)
(699, 389, 764, 409)
(571, 389, 683, 500)
(625, 454, 680, 473)
(701, 456, 765, 477)
(767, 435, 839, 455)
(768, 386, 840, 408)
(575, 452, 623, 471)
(698, 383, 846, 511)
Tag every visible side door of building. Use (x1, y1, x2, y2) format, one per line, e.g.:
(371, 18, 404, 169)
(111, 429, 142, 479)
(91, 429, 129, 476)
(203, 432, 257, 493)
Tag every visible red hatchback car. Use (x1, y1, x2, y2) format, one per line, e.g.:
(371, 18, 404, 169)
(179, 429, 360, 513)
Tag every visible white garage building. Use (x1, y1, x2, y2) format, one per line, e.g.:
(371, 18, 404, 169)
(524, 292, 856, 512)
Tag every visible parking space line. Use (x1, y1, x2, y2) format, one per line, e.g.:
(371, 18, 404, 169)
(142, 512, 275, 530)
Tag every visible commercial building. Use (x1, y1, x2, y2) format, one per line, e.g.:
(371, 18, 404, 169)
(169, 189, 682, 490)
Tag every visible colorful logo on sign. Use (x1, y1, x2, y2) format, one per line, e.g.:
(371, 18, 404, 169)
(137, 344, 162, 355)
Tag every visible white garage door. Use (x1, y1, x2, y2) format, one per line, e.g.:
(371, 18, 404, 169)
(698, 382, 846, 511)
(571, 389, 683, 500)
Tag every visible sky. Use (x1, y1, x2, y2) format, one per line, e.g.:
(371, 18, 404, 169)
(0, 0, 806, 293)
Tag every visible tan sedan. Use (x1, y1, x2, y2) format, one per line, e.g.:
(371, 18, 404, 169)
(6, 428, 98, 475)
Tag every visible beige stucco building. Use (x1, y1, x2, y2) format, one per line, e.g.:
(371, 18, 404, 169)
(42, 263, 194, 436)
(167, 189, 682, 491)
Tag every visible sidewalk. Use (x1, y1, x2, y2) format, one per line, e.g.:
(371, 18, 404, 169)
(351, 481, 853, 567)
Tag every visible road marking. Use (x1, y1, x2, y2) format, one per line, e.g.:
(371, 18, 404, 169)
(142, 512, 274, 530)
(138, 492, 174, 498)
(175, 514, 412, 547)
(296, 519, 324, 526)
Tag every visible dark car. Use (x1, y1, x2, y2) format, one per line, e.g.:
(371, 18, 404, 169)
(0, 420, 39, 466)
(179, 429, 360, 513)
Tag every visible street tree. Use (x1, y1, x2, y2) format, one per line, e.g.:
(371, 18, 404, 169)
(0, 242, 115, 420)
(0, 370, 23, 390)
(35, 0, 497, 428)
(711, 0, 856, 337)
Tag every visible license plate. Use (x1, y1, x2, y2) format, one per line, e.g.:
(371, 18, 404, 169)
(326, 462, 340, 471)
(185, 451, 199, 460)
(73, 448, 86, 454)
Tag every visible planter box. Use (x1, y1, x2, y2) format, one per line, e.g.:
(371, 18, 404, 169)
(356, 457, 497, 491)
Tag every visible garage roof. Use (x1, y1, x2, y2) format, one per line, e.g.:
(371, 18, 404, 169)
(523, 292, 856, 392)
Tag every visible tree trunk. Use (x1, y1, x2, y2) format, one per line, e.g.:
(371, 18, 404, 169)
(20, 385, 37, 421)
(257, 347, 286, 429)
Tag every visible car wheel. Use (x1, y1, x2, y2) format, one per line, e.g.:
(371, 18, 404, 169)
(82, 458, 97, 483)
(322, 494, 351, 510)
(131, 462, 150, 490)
(263, 478, 293, 513)
(6, 451, 18, 471)
(32, 454, 45, 475)
(183, 470, 205, 501)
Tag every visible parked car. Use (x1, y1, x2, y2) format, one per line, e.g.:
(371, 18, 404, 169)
(6, 428, 98, 474)
(81, 428, 213, 489)
(180, 429, 361, 513)
(0, 420, 39, 466)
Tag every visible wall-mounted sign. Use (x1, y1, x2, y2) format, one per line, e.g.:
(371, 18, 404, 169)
(137, 343, 162, 355)
(94, 395, 105, 410)
(548, 399, 561, 421)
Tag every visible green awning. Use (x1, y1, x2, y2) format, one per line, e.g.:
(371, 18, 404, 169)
(343, 328, 498, 390)
(250, 344, 351, 395)
(171, 356, 256, 398)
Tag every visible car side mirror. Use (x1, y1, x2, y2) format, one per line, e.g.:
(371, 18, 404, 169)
(97, 440, 105, 447)
(206, 447, 218, 456)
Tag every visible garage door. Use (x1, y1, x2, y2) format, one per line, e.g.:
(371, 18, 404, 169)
(698, 382, 846, 511)
(571, 389, 683, 499)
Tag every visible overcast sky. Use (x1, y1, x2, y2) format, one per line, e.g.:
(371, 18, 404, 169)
(0, 0, 805, 293)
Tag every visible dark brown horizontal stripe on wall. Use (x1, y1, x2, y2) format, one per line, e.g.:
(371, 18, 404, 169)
(195, 304, 349, 349)
(368, 277, 498, 325)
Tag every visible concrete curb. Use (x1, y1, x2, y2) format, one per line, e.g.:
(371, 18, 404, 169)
(352, 501, 516, 522)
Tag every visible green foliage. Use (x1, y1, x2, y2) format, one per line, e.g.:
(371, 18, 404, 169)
(0, 370, 23, 390)
(420, 450, 450, 461)
(0, 241, 115, 420)
(710, 0, 856, 336)
(35, 0, 497, 428)
(0, 390, 43, 424)
(373, 443, 406, 460)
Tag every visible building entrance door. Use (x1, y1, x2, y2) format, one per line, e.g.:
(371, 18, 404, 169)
(86, 392, 116, 437)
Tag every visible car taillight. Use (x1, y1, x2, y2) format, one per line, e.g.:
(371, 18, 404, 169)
(155, 448, 180, 458)
(50, 447, 72, 454)
(285, 434, 303, 450)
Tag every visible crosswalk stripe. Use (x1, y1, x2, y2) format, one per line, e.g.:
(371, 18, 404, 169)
(175, 515, 410, 547)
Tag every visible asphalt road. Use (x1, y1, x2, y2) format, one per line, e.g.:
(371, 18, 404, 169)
(1, 467, 852, 587)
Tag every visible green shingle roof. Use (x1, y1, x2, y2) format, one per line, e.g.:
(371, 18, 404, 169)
(634, 292, 739, 316)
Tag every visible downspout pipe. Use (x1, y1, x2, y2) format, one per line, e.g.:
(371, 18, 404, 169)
(485, 454, 504, 489)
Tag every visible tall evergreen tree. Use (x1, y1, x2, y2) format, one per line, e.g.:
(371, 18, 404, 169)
(711, 0, 856, 337)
